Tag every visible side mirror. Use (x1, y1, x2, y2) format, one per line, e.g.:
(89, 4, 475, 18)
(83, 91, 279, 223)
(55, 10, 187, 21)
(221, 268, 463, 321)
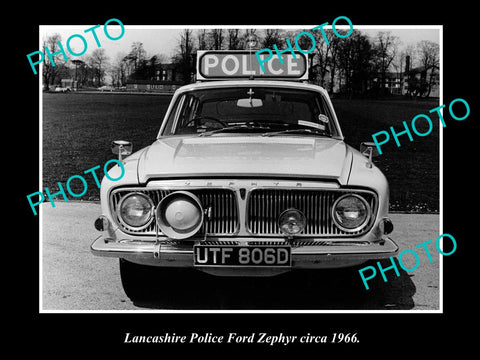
(360, 142, 379, 168)
(360, 142, 379, 157)
(111, 140, 133, 161)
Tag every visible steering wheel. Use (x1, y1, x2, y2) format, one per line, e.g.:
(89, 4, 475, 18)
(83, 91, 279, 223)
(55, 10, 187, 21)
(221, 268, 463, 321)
(184, 116, 227, 128)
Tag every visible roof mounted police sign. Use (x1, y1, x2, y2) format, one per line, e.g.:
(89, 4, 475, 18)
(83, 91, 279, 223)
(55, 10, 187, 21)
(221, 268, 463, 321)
(196, 50, 308, 81)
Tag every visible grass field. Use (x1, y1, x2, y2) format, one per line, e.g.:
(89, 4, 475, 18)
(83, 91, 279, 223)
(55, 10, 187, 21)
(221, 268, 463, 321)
(42, 92, 439, 212)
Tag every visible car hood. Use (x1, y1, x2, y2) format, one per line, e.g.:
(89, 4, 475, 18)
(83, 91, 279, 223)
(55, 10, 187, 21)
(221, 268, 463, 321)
(136, 135, 354, 184)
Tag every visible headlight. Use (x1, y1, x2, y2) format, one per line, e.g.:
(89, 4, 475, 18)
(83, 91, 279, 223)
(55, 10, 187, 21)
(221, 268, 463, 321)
(156, 191, 204, 239)
(117, 193, 154, 230)
(332, 194, 371, 232)
(278, 208, 306, 237)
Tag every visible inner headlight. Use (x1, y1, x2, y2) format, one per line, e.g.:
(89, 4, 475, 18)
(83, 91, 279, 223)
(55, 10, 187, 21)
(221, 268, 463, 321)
(332, 194, 370, 232)
(117, 193, 154, 230)
(156, 191, 204, 239)
(278, 208, 306, 237)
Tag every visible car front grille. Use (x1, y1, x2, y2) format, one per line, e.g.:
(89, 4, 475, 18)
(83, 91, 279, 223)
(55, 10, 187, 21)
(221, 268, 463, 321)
(110, 186, 376, 238)
(111, 188, 238, 236)
(246, 188, 376, 237)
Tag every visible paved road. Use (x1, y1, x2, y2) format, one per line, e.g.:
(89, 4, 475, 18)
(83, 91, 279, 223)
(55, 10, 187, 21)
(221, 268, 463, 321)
(41, 202, 440, 311)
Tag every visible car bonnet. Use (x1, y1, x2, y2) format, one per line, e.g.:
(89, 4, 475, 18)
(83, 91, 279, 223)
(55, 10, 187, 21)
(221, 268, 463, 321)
(136, 135, 353, 184)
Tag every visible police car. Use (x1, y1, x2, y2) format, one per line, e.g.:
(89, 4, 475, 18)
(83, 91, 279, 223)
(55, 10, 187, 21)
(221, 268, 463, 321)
(91, 50, 398, 300)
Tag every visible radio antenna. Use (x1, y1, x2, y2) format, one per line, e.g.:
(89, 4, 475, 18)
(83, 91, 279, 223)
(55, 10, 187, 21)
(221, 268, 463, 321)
(248, 34, 256, 80)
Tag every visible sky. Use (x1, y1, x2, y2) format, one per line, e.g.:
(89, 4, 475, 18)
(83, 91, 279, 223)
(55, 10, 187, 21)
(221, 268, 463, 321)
(39, 25, 441, 66)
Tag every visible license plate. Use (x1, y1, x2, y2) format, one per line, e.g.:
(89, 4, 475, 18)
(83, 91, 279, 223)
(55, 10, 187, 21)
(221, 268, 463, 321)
(193, 245, 291, 267)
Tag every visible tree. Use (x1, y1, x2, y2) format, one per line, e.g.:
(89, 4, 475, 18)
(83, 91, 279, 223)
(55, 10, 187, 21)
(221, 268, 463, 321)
(109, 52, 127, 87)
(42, 33, 67, 90)
(131, 54, 168, 81)
(417, 40, 439, 97)
(66, 59, 85, 89)
(285, 29, 316, 80)
(392, 44, 416, 97)
(373, 31, 399, 94)
(336, 31, 374, 97)
(227, 29, 242, 50)
(88, 48, 109, 86)
(209, 29, 224, 50)
(327, 36, 342, 94)
(261, 29, 284, 49)
(305, 29, 340, 88)
(197, 29, 208, 50)
(240, 29, 259, 49)
(173, 29, 195, 83)
(72, 56, 94, 87)
(126, 42, 147, 72)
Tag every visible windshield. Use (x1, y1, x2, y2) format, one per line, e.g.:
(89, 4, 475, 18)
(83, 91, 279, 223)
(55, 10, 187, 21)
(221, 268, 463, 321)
(160, 86, 339, 137)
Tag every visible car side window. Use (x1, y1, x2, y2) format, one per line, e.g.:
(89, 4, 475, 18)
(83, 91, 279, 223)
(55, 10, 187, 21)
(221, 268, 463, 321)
(178, 95, 198, 127)
(162, 95, 185, 135)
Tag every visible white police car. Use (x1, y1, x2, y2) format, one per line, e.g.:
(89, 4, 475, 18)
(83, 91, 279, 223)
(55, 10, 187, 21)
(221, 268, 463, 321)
(91, 50, 397, 300)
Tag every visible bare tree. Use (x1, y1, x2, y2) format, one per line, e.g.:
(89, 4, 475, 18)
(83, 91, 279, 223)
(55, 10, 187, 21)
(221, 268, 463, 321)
(392, 50, 405, 76)
(309, 29, 340, 88)
(209, 29, 224, 50)
(109, 52, 128, 87)
(173, 29, 195, 83)
(240, 29, 259, 49)
(197, 29, 208, 50)
(261, 29, 284, 49)
(227, 29, 242, 50)
(196, 28, 249, 50)
(42, 33, 67, 89)
(373, 31, 399, 93)
(336, 30, 374, 97)
(327, 36, 342, 94)
(72, 55, 93, 87)
(70, 59, 84, 88)
(178, 29, 194, 57)
(417, 40, 439, 97)
(404, 43, 416, 68)
(282, 29, 340, 90)
(88, 48, 109, 86)
(393, 44, 416, 96)
(126, 42, 147, 71)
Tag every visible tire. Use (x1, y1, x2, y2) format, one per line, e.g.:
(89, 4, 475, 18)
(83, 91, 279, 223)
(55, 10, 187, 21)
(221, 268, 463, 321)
(119, 259, 181, 301)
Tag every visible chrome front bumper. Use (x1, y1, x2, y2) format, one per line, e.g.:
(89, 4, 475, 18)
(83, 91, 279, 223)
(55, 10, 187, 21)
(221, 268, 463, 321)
(91, 235, 398, 275)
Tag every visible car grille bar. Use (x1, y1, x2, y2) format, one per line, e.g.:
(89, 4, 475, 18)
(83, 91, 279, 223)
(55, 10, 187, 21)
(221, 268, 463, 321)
(111, 188, 238, 236)
(247, 188, 376, 237)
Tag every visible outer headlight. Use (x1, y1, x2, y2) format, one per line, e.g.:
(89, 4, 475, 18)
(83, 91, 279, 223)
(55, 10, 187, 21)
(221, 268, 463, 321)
(332, 194, 371, 232)
(117, 193, 154, 230)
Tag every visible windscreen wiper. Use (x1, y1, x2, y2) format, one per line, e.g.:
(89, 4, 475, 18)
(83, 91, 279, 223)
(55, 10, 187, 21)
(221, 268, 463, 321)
(198, 123, 272, 137)
(261, 128, 331, 137)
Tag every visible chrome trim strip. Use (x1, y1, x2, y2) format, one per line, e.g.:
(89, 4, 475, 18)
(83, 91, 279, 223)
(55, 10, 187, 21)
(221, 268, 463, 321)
(91, 235, 398, 260)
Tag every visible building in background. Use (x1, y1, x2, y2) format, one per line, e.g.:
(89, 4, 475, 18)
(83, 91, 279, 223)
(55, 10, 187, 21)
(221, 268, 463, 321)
(126, 63, 184, 93)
